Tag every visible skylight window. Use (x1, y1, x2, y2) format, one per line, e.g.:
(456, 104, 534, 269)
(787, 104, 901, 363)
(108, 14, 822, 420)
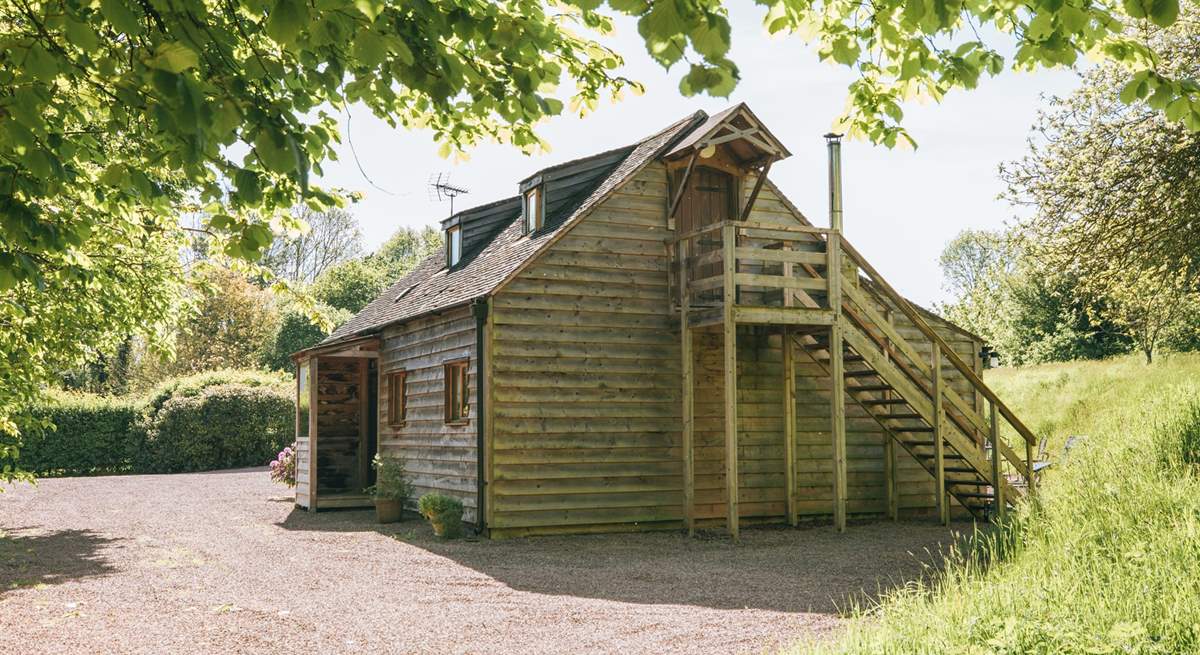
(446, 225, 462, 267)
(524, 186, 543, 234)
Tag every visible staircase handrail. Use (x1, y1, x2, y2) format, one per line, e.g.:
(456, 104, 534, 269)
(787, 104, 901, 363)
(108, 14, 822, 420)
(838, 237, 1039, 450)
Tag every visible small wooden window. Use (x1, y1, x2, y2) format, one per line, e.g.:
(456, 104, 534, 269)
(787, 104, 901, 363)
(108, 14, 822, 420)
(444, 360, 470, 424)
(524, 186, 543, 234)
(387, 371, 407, 427)
(446, 225, 462, 267)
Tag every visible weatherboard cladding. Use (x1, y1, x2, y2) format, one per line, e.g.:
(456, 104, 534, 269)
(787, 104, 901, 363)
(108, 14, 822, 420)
(322, 110, 706, 345)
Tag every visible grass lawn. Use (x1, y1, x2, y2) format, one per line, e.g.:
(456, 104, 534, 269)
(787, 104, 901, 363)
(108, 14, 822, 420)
(802, 352, 1200, 654)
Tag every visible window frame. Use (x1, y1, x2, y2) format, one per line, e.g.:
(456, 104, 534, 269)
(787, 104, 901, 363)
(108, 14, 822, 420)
(524, 186, 543, 234)
(446, 224, 462, 268)
(387, 370, 407, 427)
(443, 359, 470, 425)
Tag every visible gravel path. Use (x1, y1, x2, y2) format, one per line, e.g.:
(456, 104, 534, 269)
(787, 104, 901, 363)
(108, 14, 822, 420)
(0, 469, 961, 654)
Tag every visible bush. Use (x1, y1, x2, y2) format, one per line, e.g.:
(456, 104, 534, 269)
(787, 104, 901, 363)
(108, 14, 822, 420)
(418, 493, 465, 539)
(137, 383, 293, 473)
(21, 391, 139, 476)
(19, 369, 295, 477)
(142, 368, 290, 416)
(269, 442, 297, 487)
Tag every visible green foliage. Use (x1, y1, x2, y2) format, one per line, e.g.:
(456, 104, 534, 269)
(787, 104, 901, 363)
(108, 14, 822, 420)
(937, 229, 1132, 366)
(811, 353, 1200, 654)
(261, 303, 352, 371)
(418, 492, 465, 539)
(373, 226, 443, 279)
(310, 258, 389, 314)
(12, 370, 291, 477)
(141, 368, 290, 417)
(19, 391, 139, 476)
(366, 454, 414, 502)
(136, 383, 293, 474)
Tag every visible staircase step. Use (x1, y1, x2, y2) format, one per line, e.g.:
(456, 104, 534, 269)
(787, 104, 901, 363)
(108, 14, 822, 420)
(844, 370, 879, 378)
(860, 398, 910, 406)
(894, 426, 933, 433)
(954, 491, 996, 499)
(879, 412, 922, 420)
(946, 479, 990, 487)
(850, 384, 894, 392)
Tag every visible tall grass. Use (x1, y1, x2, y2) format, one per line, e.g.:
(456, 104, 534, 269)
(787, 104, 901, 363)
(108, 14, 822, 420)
(803, 353, 1200, 654)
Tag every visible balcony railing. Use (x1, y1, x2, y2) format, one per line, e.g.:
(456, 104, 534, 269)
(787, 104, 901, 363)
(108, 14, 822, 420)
(667, 220, 837, 324)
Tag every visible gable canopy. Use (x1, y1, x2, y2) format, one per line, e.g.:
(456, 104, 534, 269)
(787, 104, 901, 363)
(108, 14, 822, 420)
(662, 103, 791, 169)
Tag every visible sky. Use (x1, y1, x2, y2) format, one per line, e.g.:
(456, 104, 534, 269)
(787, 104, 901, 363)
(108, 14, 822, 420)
(315, 7, 1082, 308)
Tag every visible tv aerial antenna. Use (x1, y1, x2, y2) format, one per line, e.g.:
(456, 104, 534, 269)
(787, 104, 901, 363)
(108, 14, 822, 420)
(429, 173, 469, 216)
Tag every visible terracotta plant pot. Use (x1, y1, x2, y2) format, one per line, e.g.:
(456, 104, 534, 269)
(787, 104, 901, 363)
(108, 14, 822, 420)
(429, 515, 463, 539)
(375, 498, 403, 523)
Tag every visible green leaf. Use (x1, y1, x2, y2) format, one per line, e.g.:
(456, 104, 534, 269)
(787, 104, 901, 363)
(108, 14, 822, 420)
(149, 43, 201, 74)
(1166, 97, 1189, 122)
(690, 17, 731, 59)
(64, 18, 100, 52)
(266, 0, 309, 46)
(23, 44, 58, 82)
(1148, 0, 1179, 26)
(100, 0, 143, 35)
(353, 0, 385, 20)
(1123, 0, 1149, 18)
(352, 30, 387, 67)
(254, 129, 296, 173)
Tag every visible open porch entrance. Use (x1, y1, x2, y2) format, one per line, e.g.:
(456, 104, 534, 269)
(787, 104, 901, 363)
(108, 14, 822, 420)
(294, 336, 380, 510)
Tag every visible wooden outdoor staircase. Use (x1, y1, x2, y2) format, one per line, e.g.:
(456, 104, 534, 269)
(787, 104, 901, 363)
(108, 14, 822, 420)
(667, 217, 1039, 536)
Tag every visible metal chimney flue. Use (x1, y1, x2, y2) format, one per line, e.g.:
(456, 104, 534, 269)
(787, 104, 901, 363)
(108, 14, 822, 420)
(825, 133, 843, 232)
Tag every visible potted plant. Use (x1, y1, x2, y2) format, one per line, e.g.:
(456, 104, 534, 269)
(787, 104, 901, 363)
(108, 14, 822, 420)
(364, 454, 413, 524)
(418, 493, 464, 539)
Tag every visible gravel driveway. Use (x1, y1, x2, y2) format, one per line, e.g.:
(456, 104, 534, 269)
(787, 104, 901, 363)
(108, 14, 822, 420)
(0, 469, 960, 654)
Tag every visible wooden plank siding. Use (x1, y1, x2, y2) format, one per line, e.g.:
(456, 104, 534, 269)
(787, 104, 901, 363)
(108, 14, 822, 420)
(378, 307, 480, 524)
(489, 163, 683, 537)
(485, 160, 984, 536)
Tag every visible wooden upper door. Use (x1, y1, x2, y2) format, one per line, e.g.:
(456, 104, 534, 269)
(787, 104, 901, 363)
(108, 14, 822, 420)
(672, 166, 738, 297)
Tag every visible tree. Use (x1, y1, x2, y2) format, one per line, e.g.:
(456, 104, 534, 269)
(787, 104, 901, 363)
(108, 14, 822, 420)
(1098, 267, 1196, 363)
(1001, 10, 1200, 287)
(310, 258, 388, 314)
(136, 267, 281, 382)
(4, 0, 1200, 483)
(374, 225, 442, 279)
(261, 302, 352, 372)
(261, 206, 364, 284)
(937, 228, 1132, 365)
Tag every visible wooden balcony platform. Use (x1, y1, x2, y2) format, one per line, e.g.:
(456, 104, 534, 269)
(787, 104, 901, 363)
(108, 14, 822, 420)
(687, 306, 836, 328)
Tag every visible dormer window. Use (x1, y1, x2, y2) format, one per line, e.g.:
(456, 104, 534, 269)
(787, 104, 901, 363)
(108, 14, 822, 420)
(446, 225, 462, 267)
(524, 186, 543, 234)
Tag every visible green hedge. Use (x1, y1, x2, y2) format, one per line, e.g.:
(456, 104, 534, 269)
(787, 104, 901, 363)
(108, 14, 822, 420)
(136, 384, 293, 473)
(22, 392, 140, 476)
(23, 370, 294, 477)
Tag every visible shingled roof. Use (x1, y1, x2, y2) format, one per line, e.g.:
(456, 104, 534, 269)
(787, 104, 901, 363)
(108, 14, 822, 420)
(320, 109, 708, 346)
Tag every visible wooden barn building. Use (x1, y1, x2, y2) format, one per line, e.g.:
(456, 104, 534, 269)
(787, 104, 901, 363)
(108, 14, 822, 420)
(292, 104, 1038, 539)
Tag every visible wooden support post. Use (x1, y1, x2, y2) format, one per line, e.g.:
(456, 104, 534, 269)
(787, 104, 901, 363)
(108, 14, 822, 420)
(679, 241, 695, 537)
(783, 327, 797, 527)
(722, 222, 739, 541)
(830, 322, 847, 532)
(739, 161, 772, 222)
(308, 357, 319, 512)
(990, 401, 1004, 522)
(884, 437, 897, 522)
(933, 347, 948, 526)
(667, 151, 700, 223)
(883, 307, 897, 521)
(1026, 427, 1036, 498)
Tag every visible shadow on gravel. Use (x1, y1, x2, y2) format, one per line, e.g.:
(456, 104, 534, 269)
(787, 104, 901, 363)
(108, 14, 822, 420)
(0, 527, 120, 596)
(277, 507, 958, 614)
